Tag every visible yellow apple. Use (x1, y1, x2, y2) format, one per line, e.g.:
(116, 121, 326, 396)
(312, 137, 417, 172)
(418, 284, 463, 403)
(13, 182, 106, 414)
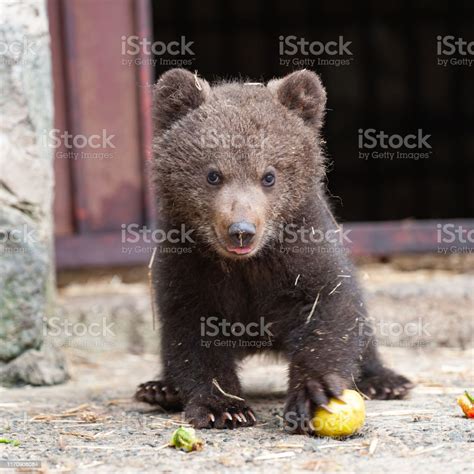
(312, 389, 365, 437)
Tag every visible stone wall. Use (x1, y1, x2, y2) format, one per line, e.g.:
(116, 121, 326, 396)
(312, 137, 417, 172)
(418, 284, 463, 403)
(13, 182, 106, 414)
(0, 0, 68, 385)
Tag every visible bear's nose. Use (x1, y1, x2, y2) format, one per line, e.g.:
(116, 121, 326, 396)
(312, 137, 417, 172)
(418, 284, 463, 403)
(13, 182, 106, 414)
(228, 221, 256, 247)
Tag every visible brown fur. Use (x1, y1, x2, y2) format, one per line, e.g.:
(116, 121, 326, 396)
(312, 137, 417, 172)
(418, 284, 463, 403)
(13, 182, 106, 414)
(135, 69, 413, 432)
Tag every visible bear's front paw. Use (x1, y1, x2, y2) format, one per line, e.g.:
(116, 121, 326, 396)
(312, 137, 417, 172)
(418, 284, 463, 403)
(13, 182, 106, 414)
(284, 373, 348, 434)
(185, 393, 256, 429)
(358, 368, 414, 400)
(135, 380, 183, 411)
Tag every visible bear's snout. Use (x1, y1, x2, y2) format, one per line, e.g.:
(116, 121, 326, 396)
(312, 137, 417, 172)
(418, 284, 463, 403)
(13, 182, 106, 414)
(211, 184, 267, 257)
(228, 221, 256, 248)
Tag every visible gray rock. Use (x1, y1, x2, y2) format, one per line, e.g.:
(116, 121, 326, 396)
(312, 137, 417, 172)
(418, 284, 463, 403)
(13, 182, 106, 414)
(0, 0, 68, 385)
(0, 342, 68, 386)
(0, 205, 46, 361)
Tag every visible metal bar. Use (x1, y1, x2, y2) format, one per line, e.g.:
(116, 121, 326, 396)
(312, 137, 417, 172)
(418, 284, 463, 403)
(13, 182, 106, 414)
(55, 219, 474, 269)
(48, 0, 75, 236)
(134, 0, 156, 229)
(345, 219, 474, 255)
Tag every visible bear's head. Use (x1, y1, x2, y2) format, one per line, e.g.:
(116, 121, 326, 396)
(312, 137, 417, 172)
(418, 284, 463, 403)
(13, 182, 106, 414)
(153, 69, 327, 259)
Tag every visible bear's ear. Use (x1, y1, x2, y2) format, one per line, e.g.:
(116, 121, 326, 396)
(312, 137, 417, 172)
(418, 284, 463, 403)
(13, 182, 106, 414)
(267, 70, 327, 130)
(153, 69, 210, 133)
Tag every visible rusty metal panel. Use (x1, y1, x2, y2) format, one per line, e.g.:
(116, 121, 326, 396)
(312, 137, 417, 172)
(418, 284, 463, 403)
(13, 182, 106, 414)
(56, 232, 149, 268)
(61, 0, 144, 233)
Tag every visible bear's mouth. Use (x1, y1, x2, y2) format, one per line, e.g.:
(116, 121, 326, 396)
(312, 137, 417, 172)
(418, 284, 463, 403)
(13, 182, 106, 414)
(226, 246, 254, 255)
(213, 231, 260, 258)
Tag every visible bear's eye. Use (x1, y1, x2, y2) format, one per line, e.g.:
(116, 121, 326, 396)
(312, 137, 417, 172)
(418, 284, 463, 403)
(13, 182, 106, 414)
(207, 170, 221, 185)
(262, 171, 276, 187)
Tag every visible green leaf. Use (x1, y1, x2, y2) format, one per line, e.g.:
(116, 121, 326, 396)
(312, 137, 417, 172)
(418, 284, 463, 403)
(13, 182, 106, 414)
(0, 438, 21, 447)
(465, 391, 474, 404)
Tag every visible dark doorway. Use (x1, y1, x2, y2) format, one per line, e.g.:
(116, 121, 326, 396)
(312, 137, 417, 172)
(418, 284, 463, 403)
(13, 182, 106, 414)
(151, 0, 473, 222)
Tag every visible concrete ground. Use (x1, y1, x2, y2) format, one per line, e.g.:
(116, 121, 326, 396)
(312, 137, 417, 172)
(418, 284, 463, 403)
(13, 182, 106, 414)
(1, 348, 473, 473)
(1, 258, 473, 473)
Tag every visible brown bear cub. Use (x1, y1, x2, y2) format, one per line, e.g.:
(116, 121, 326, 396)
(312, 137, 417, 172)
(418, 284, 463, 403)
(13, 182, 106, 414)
(135, 68, 413, 432)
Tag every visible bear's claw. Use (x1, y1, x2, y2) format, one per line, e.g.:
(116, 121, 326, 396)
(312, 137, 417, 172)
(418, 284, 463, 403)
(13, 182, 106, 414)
(284, 372, 348, 434)
(185, 396, 256, 429)
(135, 380, 183, 411)
(358, 369, 414, 400)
